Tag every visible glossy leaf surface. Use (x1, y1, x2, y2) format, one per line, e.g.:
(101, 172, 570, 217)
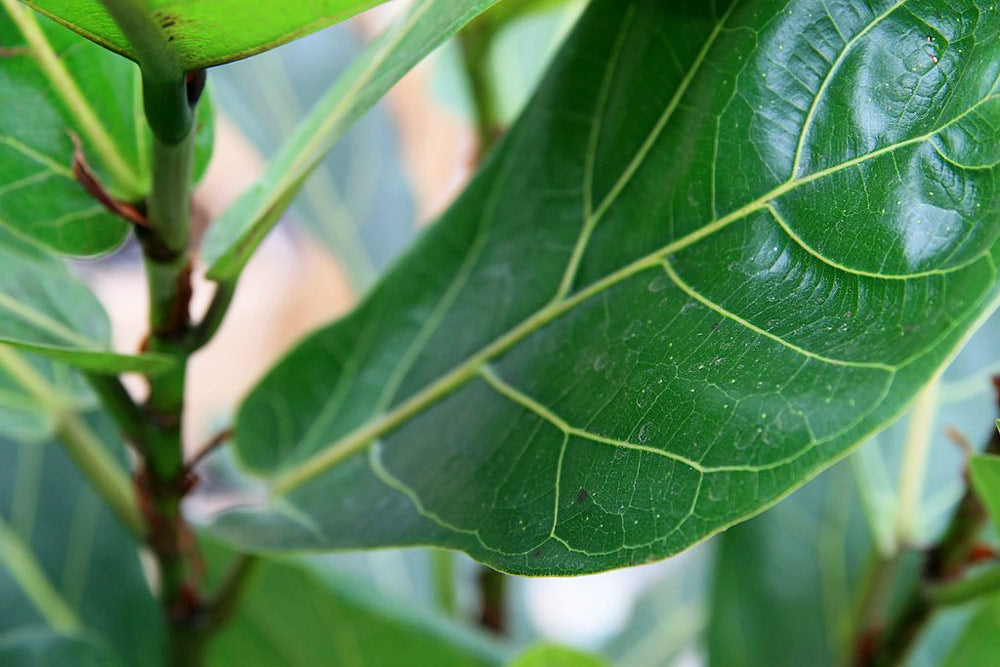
(22, 0, 389, 69)
(0, 416, 165, 665)
(211, 0, 1000, 574)
(0, 227, 171, 374)
(201, 0, 501, 283)
(0, 3, 214, 256)
(203, 546, 504, 667)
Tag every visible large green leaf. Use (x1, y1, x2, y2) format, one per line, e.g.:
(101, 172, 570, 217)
(210, 0, 1000, 574)
(203, 545, 505, 667)
(201, 0, 502, 284)
(22, 0, 390, 70)
(0, 415, 165, 665)
(0, 2, 214, 256)
(0, 227, 172, 374)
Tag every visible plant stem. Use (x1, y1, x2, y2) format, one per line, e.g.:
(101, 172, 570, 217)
(93, 4, 212, 662)
(861, 382, 1000, 666)
(85, 373, 153, 451)
(478, 567, 507, 634)
(187, 282, 236, 352)
(458, 16, 502, 156)
(895, 382, 938, 546)
(142, 132, 201, 667)
(431, 550, 457, 618)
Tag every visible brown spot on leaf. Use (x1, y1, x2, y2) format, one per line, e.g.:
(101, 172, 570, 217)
(576, 488, 589, 503)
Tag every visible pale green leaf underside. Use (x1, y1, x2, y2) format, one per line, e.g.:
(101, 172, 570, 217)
(211, 0, 1000, 574)
(201, 0, 502, 283)
(0, 417, 164, 664)
(21, 0, 389, 70)
(0, 227, 172, 374)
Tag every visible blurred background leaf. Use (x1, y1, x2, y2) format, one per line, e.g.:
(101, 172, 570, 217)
(0, 413, 164, 665)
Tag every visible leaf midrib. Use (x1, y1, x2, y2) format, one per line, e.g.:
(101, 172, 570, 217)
(270, 86, 997, 495)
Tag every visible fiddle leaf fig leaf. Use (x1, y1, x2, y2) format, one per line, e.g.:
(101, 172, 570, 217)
(0, 415, 165, 665)
(0, 347, 92, 443)
(0, 227, 173, 374)
(201, 0, 502, 283)
(0, 1, 214, 256)
(210, 0, 1000, 575)
(20, 0, 391, 70)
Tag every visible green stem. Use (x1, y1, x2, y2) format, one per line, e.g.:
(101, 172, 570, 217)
(92, 5, 211, 664)
(431, 550, 457, 618)
(95, 0, 192, 144)
(140, 129, 197, 665)
(478, 567, 507, 634)
(853, 551, 904, 638)
(457, 17, 502, 156)
(85, 373, 152, 449)
(205, 555, 260, 632)
(188, 282, 236, 353)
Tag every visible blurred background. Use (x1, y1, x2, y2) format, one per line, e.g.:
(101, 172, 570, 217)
(75, 0, 1000, 663)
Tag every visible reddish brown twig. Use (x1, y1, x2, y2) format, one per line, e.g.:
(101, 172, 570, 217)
(184, 428, 234, 474)
(70, 132, 148, 226)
